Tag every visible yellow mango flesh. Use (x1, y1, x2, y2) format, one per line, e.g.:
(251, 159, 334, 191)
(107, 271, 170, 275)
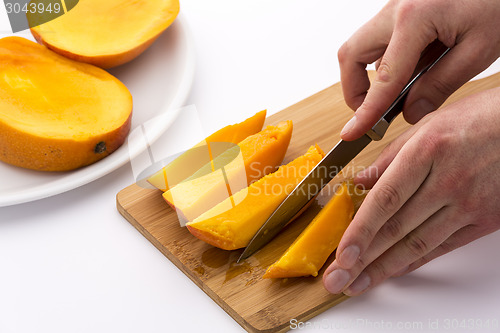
(164, 121, 293, 222)
(186, 145, 325, 250)
(29, 0, 180, 68)
(0, 37, 132, 171)
(263, 182, 354, 278)
(147, 110, 266, 191)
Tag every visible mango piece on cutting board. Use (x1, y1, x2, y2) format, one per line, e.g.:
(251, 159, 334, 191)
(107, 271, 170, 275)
(186, 144, 325, 250)
(147, 110, 267, 191)
(29, 0, 180, 68)
(263, 182, 355, 278)
(0, 37, 132, 171)
(164, 121, 293, 222)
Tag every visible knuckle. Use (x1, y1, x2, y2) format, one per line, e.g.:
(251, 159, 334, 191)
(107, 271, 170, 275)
(368, 260, 390, 280)
(337, 42, 350, 64)
(372, 183, 402, 216)
(434, 168, 463, 197)
(394, 1, 423, 31)
(456, 195, 482, 216)
(417, 129, 451, 158)
(376, 61, 395, 84)
(379, 215, 405, 240)
(429, 77, 458, 99)
(355, 223, 377, 244)
(357, 255, 369, 268)
(404, 233, 430, 258)
(395, 0, 431, 29)
(436, 240, 455, 254)
(396, 0, 419, 20)
(375, 60, 409, 91)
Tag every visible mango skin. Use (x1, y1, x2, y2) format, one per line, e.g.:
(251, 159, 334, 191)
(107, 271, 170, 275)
(29, 0, 180, 68)
(0, 37, 132, 171)
(0, 118, 132, 171)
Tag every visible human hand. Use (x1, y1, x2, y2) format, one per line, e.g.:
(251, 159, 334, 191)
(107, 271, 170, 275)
(338, 0, 500, 140)
(323, 87, 500, 295)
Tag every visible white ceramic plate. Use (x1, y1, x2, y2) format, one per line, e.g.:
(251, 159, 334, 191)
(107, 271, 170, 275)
(0, 14, 195, 207)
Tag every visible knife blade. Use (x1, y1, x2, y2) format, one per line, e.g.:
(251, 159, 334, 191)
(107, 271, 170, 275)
(238, 41, 451, 263)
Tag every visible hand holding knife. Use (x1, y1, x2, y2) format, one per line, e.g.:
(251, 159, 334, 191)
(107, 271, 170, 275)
(238, 41, 451, 263)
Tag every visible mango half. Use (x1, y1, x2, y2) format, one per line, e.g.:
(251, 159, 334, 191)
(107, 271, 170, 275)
(0, 37, 132, 171)
(29, 0, 180, 68)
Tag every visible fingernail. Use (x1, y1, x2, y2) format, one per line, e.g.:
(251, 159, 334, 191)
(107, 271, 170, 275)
(345, 272, 371, 295)
(340, 116, 357, 137)
(338, 245, 360, 268)
(406, 99, 435, 120)
(324, 269, 351, 294)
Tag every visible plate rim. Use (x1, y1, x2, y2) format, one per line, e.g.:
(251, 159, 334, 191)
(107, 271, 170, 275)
(0, 13, 196, 207)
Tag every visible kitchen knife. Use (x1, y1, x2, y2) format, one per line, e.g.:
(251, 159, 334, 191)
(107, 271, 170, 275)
(238, 42, 451, 263)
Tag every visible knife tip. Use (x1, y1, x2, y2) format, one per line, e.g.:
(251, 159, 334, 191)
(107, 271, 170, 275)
(236, 253, 245, 264)
(236, 249, 252, 264)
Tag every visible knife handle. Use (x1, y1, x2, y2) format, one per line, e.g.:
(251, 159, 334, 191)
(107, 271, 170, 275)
(367, 41, 451, 141)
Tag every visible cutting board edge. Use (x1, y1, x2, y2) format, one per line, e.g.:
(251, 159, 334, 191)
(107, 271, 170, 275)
(115, 71, 500, 333)
(116, 185, 350, 333)
(252, 294, 351, 333)
(116, 186, 265, 333)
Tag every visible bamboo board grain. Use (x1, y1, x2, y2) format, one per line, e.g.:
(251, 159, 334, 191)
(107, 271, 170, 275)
(117, 72, 500, 333)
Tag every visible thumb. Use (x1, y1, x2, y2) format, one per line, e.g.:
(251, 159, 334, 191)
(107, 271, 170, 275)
(403, 39, 497, 124)
(339, 8, 439, 141)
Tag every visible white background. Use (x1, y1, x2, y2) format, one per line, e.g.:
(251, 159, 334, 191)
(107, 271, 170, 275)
(1, 1, 500, 332)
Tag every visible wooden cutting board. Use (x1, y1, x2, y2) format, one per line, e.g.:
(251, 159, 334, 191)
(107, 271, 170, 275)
(117, 72, 500, 333)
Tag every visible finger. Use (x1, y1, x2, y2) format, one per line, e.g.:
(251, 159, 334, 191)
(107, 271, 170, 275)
(402, 224, 493, 275)
(344, 206, 461, 296)
(338, 5, 395, 110)
(354, 123, 422, 189)
(403, 39, 499, 124)
(323, 202, 456, 295)
(355, 111, 436, 189)
(350, 172, 450, 272)
(324, 165, 449, 294)
(338, 47, 371, 112)
(341, 7, 438, 140)
(335, 135, 435, 269)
